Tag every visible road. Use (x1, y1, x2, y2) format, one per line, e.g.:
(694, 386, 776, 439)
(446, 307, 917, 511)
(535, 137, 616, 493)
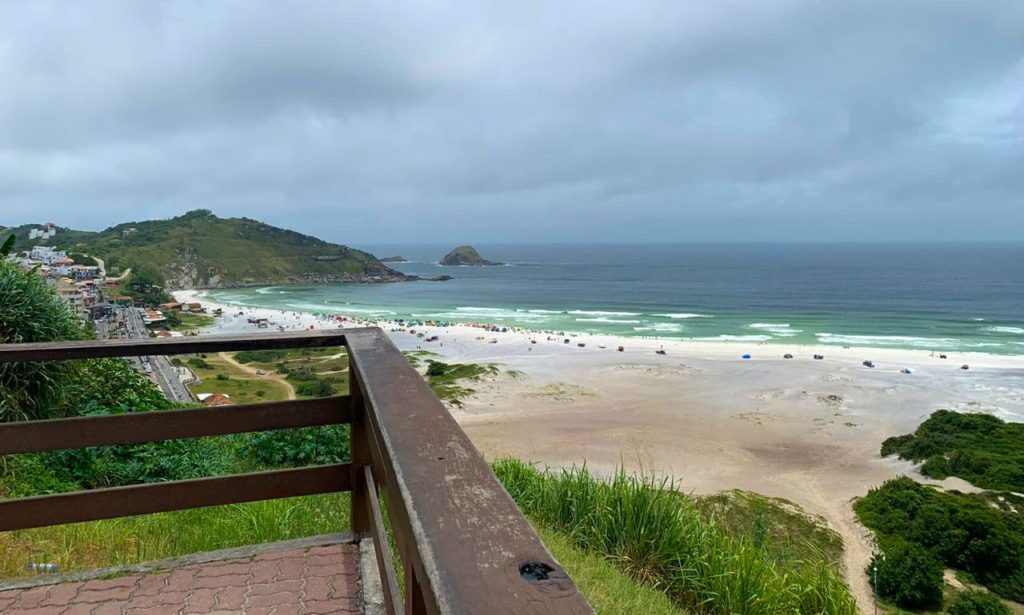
(96, 306, 194, 404)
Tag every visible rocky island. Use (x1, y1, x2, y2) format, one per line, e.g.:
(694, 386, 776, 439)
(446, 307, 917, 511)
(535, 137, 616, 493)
(380, 256, 408, 263)
(439, 245, 504, 266)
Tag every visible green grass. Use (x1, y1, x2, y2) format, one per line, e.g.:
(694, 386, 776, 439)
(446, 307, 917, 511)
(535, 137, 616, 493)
(695, 489, 844, 565)
(424, 360, 498, 406)
(493, 458, 857, 615)
(0, 494, 350, 578)
(167, 312, 215, 330)
(188, 354, 290, 403)
(535, 523, 686, 615)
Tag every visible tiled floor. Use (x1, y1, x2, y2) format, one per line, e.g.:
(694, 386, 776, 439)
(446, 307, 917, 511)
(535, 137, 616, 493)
(0, 542, 361, 615)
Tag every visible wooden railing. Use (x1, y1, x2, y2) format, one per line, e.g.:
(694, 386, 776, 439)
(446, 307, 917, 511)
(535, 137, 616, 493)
(0, 328, 593, 615)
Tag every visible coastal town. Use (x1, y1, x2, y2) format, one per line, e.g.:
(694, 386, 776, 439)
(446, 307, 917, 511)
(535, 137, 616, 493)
(5, 224, 218, 405)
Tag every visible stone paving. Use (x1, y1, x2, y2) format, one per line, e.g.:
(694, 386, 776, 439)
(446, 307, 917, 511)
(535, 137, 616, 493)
(0, 542, 361, 615)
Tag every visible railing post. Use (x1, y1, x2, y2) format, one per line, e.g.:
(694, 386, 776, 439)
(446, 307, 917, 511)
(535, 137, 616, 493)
(349, 357, 370, 535)
(405, 558, 428, 615)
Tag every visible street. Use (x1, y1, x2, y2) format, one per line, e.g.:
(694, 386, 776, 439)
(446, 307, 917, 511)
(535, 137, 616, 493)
(96, 306, 194, 404)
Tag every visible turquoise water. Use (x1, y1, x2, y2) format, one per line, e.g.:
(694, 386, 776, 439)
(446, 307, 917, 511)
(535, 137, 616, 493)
(207, 243, 1024, 355)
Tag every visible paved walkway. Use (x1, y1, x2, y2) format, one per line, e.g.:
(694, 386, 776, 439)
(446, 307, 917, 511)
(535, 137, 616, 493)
(0, 540, 361, 615)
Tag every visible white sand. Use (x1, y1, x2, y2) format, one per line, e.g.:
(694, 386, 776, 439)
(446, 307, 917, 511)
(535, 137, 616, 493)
(175, 289, 1024, 611)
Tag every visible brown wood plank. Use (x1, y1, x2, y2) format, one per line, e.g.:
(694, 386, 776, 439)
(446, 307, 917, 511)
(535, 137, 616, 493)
(0, 396, 350, 455)
(345, 328, 593, 614)
(0, 464, 351, 532)
(364, 465, 401, 615)
(0, 329, 365, 363)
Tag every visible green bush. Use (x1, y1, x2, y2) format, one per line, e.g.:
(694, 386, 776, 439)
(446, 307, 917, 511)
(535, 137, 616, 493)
(235, 350, 288, 364)
(187, 357, 211, 369)
(0, 255, 87, 421)
(215, 373, 229, 381)
(948, 590, 1011, 615)
(854, 477, 1024, 601)
(242, 426, 350, 468)
(869, 541, 944, 609)
(880, 410, 1024, 492)
(295, 379, 335, 398)
(426, 361, 447, 377)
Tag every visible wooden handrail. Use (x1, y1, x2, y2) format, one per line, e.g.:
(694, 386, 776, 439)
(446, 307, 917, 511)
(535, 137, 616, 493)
(0, 396, 350, 455)
(0, 329, 593, 614)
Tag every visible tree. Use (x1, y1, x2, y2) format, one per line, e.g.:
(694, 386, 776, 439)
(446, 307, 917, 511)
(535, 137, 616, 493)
(0, 240, 87, 421)
(948, 591, 1010, 615)
(870, 540, 944, 609)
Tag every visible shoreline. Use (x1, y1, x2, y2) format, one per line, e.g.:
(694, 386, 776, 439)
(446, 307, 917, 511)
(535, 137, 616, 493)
(174, 289, 1024, 371)
(174, 288, 1024, 612)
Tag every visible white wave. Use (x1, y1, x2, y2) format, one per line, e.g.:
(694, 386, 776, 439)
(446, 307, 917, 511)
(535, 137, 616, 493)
(967, 342, 1005, 348)
(972, 318, 986, 322)
(576, 317, 642, 324)
(568, 310, 641, 317)
(527, 309, 564, 314)
(988, 326, 1024, 335)
(333, 307, 396, 315)
(634, 323, 684, 332)
(693, 335, 772, 342)
(255, 286, 279, 294)
(816, 333, 960, 348)
(656, 313, 712, 319)
(749, 323, 804, 336)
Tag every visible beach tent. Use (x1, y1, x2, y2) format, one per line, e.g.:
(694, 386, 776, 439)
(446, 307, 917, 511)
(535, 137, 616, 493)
(742, 354, 751, 360)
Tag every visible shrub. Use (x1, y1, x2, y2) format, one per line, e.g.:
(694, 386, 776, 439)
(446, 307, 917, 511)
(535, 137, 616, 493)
(187, 357, 211, 369)
(854, 477, 1024, 601)
(869, 540, 944, 609)
(948, 590, 1011, 615)
(216, 373, 229, 381)
(295, 379, 335, 398)
(242, 426, 350, 468)
(426, 361, 447, 377)
(235, 350, 287, 364)
(0, 253, 87, 421)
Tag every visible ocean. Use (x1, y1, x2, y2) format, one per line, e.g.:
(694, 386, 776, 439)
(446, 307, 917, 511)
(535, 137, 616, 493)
(206, 243, 1024, 355)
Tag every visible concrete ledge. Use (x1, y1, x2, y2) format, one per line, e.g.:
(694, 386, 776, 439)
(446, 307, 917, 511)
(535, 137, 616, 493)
(359, 537, 386, 615)
(0, 531, 356, 591)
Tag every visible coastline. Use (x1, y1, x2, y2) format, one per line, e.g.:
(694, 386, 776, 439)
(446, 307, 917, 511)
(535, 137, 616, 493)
(173, 288, 1024, 612)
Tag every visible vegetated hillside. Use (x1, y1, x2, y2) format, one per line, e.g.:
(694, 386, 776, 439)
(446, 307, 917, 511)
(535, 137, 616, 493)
(855, 477, 1024, 604)
(9, 210, 407, 289)
(881, 409, 1024, 492)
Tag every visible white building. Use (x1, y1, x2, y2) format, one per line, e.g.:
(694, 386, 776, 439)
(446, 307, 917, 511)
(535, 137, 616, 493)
(29, 246, 69, 265)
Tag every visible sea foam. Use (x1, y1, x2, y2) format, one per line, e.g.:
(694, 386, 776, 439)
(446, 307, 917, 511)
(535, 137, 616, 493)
(987, 326, 1024, 335)
(816, 333, 960, 348)
(656, 313, 712, 319)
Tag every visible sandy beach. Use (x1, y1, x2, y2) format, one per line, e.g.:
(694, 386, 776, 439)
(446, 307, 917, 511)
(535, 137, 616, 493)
(175, 289, 1024, 611)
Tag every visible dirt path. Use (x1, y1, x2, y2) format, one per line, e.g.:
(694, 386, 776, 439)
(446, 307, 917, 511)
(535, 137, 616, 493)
(219, 352, 296, 400)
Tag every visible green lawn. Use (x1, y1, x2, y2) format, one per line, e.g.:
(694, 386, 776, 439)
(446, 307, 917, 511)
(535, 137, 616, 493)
(186, 354, 290, 403)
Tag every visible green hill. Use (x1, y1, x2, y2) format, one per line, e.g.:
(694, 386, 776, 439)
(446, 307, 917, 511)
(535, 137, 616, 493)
(6, 210, 408, 289)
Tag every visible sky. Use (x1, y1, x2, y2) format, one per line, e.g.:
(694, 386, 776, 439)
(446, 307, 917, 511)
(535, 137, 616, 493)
(0, 1, 1022, 244)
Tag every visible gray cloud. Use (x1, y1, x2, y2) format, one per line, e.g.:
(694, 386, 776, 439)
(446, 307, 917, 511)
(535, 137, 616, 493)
(0, 0, 1021, 243)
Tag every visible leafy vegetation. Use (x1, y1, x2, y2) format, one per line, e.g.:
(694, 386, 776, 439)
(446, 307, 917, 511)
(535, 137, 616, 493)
(424, 360, 498, 406)
(0, 252, 88, 421)
(493, 458, 857, 615)
(881, 410, 1024, 492)
(947, 590, 1011, 615)
(869, 540, 945, 609)
(854, 477, 1024, 602)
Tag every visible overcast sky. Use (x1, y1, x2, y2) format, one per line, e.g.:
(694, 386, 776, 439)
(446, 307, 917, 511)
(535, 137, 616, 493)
(1, 1, 1022, 243)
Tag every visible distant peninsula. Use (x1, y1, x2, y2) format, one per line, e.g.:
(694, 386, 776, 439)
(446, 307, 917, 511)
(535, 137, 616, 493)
(379, 256, 408, 263)
(439, 245, 503, 266)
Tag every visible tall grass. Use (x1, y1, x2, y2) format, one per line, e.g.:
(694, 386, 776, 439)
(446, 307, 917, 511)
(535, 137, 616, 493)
(493, 458, 857, 615)
(0, 494, 349, 578)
